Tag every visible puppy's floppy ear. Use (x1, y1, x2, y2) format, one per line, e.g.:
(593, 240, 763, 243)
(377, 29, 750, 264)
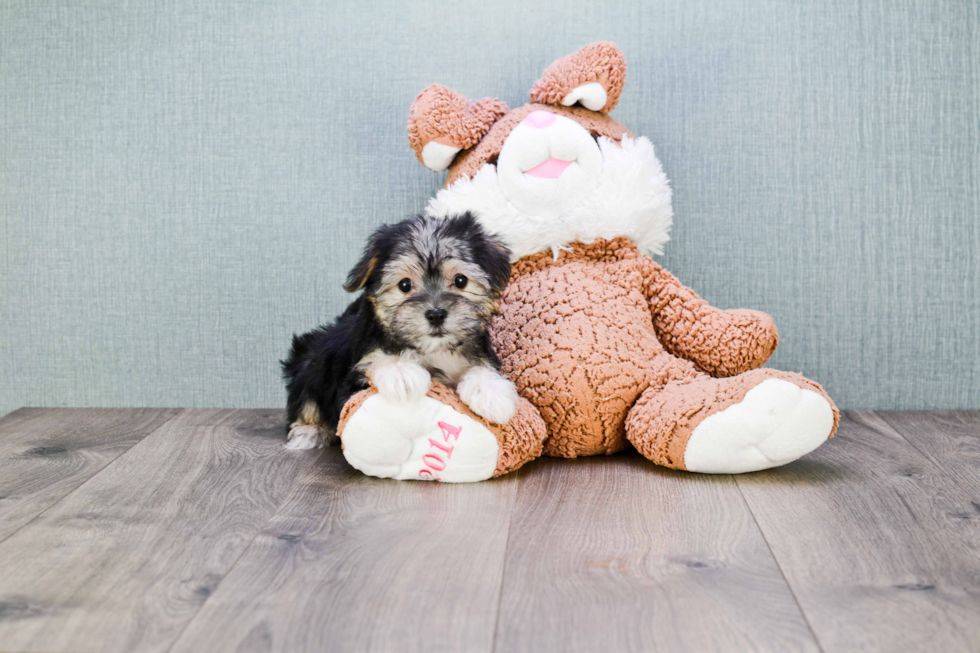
(480, 233, 513, 293)
(447, 212, 512, 292)
(343, 250, 378, 293)
(344, 226, 389, 293)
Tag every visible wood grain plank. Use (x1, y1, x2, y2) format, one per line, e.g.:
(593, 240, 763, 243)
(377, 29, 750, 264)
(493, 455, 819, 653)
(736, 411, 980, 652)
(169, 446, 517, 653)
(0, 408, 181, 542)
(0, 408, 317, 653)
(876, 411, 980, 495)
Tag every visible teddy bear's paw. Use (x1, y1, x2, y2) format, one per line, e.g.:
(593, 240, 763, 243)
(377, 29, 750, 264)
(371, 360, 432, 403)
(684, 379, 834, 474)
(284, 424, 334, 450)
(341, 393, 500, 482)
(457, 366, 518, 425)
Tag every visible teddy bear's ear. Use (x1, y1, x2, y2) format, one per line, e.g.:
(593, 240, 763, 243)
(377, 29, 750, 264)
(408, 85, 509, 172)
(530, 42, 626, 114)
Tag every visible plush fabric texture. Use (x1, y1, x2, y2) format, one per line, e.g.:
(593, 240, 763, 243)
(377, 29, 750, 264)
(443, 103, 632, 187)
(487, 237, 835, 461)
(337, 381, 547, 478)
(428, 135, 673, 261)
(676, 377, 838, 473)
(641, 259, 779, 377)
(408, 84, 509, 164)
(627, 369, 839, 470)
(491, 239, 666, 456)
(529, 41, 626, 113)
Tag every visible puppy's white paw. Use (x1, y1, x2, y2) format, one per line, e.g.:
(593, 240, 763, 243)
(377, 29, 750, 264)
(457, 367, 518, 425)
(285, 424, 327, 450)
(372, 360, 432, 403)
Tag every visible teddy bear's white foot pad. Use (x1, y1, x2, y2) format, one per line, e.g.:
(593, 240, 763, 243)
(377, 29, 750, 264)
(341, 394, 499, 482)
(684, 379, 834, 474)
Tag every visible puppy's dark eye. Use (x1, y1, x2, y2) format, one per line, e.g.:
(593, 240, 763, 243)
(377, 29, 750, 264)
(398, 278, 413, 293)
(453, 274, 468, 289)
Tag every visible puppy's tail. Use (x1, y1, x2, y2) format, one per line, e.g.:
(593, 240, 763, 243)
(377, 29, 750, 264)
(281, 331, 316, 382)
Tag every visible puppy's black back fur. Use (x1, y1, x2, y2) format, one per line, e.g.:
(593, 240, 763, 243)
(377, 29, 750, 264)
(281, 297, 381, 430)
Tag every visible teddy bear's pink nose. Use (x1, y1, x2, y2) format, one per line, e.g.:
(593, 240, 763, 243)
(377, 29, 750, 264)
(524, 110, 557, 129)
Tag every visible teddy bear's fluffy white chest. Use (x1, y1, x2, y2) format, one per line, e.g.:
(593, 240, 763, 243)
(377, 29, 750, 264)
(426, 135, 674, 262)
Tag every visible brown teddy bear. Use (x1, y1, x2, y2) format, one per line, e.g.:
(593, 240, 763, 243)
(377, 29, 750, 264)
(338, 42, 838, 482)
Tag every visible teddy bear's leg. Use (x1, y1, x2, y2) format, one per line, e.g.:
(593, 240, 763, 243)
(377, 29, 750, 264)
(625, 357, 839, 473)
(336, 382, 547, 482)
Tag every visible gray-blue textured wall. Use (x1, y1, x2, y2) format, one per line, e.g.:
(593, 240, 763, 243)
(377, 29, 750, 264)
(1, 1, 977, 416)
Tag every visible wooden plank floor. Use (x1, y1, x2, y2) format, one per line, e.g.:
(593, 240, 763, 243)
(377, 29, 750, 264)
(0, 408, 978, 652)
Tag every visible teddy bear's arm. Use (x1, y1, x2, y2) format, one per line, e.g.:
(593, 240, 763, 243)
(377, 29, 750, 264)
(638, 256, 779, 377)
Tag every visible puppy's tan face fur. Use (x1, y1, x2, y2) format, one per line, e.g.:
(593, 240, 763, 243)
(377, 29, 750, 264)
(367, 220, 500, 354)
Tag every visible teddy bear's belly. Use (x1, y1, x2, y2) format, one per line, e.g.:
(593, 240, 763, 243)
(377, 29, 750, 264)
(490, 265, 665, 457)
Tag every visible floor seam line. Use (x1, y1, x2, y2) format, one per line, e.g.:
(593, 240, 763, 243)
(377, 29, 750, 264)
(489, 469, 520, 653)
(734, 473, 827, 653)
(0, 408, 186, 548)
(864, 410, 966, 479)
(164, 443, 325, 653)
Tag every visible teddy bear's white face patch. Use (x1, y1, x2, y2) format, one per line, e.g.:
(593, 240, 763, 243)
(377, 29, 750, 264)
(426, 133, 674, 262)
(495, 112, 602, 220)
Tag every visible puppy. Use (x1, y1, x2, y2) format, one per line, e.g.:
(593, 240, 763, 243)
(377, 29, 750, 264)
(281, 212, 517, 450)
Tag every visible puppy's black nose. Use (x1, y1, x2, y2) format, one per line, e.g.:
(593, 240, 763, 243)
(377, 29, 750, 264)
(425, 307, 448, 326)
